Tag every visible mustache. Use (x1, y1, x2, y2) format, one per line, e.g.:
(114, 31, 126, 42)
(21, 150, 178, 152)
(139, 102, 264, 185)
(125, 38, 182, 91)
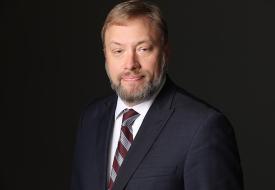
(119, 71, 145, 78)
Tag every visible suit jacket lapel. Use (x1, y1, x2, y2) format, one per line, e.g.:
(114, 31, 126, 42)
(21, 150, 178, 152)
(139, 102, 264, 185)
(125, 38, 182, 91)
(112, 78, 176, 190)
(95, 95, 117, 190)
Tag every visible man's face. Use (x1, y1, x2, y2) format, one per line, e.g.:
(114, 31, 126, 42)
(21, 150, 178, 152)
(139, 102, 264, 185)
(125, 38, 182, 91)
(104, 18, 167, 105)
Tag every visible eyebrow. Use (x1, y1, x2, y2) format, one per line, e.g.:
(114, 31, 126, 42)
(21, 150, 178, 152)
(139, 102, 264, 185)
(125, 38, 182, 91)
(109, 40, 153, 46)
(109, 41, 122, 46)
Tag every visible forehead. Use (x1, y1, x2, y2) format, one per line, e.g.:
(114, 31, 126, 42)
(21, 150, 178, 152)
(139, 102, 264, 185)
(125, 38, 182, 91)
(104, 18, 161, 45)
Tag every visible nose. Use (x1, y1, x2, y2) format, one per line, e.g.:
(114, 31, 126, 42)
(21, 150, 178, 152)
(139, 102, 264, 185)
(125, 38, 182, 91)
(124, 50, 140, 70)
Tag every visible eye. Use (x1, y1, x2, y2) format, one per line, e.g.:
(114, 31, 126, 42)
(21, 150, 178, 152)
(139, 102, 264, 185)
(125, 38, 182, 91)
(112, 48, 124, 55)
(138, 46, 152, 54)
(139, 47, 149, 52)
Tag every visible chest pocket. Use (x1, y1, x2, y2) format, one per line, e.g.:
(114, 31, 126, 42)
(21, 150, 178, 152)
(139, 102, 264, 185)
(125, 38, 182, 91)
(132, 166, 176, 179)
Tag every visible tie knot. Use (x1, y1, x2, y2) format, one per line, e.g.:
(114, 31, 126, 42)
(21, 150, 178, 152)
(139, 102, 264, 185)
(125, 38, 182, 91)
(122, 109, 139, 126)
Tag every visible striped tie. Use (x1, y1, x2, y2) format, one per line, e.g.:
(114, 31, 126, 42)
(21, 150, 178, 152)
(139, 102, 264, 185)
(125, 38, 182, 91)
(108, 109, 140, 190)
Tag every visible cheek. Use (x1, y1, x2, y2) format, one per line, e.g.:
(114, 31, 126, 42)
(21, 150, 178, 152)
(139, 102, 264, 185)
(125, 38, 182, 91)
(106, 62, 121, 79)
(143, 59, 161, 76)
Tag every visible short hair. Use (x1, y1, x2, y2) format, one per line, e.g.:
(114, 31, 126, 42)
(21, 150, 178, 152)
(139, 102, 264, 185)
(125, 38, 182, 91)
(101, 0, 168, 47)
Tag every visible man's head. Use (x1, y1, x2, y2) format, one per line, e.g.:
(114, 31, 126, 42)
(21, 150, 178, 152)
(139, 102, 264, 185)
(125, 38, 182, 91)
(102, 0, 169, 106)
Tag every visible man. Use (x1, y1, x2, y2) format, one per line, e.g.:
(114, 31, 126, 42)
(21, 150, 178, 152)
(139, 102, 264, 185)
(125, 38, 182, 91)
(71, 1, 243, 190)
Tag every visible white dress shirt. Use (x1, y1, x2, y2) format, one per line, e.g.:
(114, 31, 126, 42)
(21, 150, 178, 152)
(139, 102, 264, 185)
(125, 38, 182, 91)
(108, 78, 165, 178)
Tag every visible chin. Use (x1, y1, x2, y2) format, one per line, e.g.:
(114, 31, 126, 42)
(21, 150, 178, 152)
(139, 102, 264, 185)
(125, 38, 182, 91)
(123, 86, 144, 96)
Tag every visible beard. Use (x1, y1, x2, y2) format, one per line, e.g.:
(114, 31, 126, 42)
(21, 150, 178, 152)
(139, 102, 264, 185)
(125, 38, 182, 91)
(106, 55, 166, 105)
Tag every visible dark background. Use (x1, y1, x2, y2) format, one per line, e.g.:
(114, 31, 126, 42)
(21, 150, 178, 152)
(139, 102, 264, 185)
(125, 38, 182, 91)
(2, 0, 275, 189)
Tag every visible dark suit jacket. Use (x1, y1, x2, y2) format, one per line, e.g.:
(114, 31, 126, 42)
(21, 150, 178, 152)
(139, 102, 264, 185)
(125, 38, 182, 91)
(71, 77, 243, 190)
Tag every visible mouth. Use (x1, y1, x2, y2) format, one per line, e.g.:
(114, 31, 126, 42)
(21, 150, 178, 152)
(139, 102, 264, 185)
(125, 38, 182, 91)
(121, 75, 144, 82)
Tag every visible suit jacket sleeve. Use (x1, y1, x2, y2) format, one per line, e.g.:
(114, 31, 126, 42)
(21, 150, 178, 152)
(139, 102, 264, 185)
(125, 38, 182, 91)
(183, 113, 244, 190)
